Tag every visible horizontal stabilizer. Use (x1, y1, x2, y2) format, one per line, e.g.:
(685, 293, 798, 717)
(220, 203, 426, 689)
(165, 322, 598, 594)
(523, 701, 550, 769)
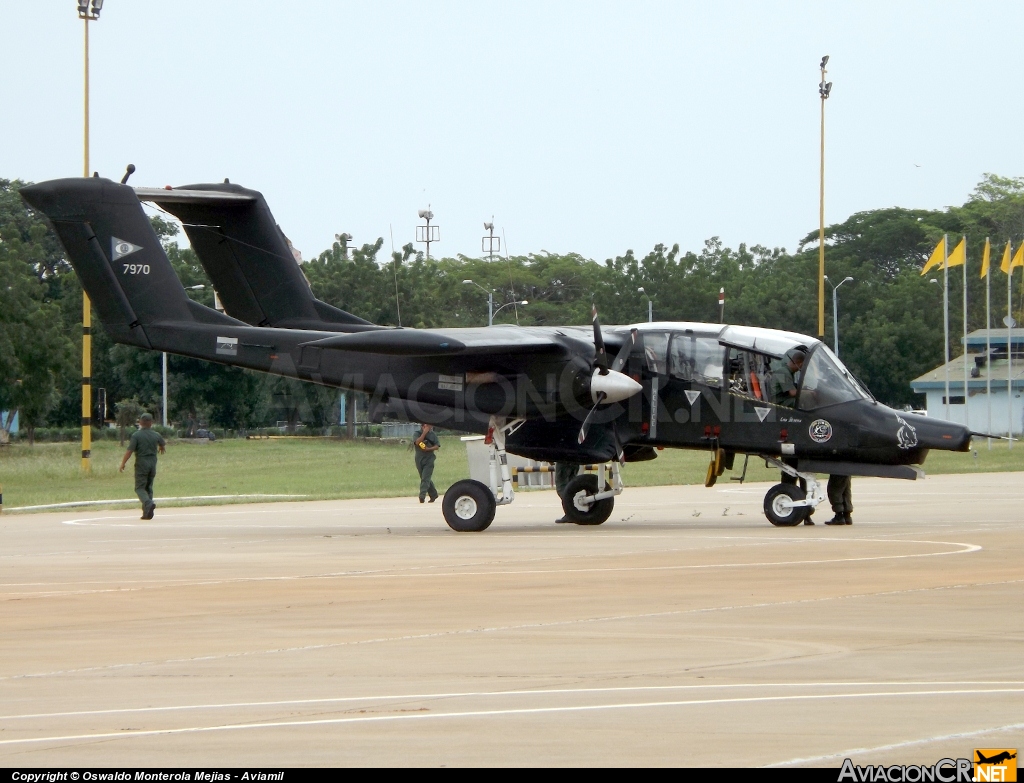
(134, 187, 256, 205)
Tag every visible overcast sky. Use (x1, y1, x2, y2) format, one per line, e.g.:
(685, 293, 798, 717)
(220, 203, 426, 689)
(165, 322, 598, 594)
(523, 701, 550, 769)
(4, 2, 1022, 262)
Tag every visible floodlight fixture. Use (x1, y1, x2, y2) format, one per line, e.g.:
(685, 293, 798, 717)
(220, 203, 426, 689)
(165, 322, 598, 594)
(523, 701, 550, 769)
(418, 209, 433, 220)
(78, 0, 102, 19)
(820, 55, 829, 68)
(484, 222, 494, 231)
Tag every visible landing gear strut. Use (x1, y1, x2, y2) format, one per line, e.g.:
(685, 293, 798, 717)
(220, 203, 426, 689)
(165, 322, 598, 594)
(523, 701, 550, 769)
(761, 457, 826, 527)
(440, 417, 625, 532)
(441, 416, 523, 533)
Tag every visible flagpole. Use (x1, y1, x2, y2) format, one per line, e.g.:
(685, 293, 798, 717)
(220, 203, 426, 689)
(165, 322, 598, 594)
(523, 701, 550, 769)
(962, 236, 969, 432)
(985, 238, 991, 449)
(1010, 258, 1015, 449)
(943, 234, 950, 422)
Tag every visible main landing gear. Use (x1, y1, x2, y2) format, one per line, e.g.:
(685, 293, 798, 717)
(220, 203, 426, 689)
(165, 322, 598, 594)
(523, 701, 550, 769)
(560, 464, 622, 526)
(761, 457, 826, 527)
(440, 417, 625, 532)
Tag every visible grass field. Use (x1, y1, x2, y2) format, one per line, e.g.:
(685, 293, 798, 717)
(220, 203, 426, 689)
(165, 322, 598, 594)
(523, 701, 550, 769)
(1, 436, 1021, 511)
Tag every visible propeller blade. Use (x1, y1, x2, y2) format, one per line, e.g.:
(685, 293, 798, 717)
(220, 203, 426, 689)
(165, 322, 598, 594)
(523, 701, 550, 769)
(578, 391, 606, 444)
(610, 327, 639, 373)
(592, 305, 608, 371)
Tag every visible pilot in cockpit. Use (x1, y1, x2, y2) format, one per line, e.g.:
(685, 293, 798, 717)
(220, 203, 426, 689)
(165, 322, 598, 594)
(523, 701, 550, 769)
(770, 349, 806, 407)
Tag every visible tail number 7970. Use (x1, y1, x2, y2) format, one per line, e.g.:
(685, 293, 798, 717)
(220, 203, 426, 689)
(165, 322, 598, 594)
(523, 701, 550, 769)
(123, 263, 150, 275)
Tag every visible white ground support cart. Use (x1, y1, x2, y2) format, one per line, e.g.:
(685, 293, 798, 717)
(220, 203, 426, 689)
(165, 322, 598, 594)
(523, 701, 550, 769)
(441, 417, 623, 532)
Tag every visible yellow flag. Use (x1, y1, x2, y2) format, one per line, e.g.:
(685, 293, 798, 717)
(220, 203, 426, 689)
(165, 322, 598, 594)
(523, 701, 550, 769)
(946, 237, 966, 268)
(1000, 241, 1012, 274)
(980, 238, 991, 278)
(1012, 243, 1024, 271)
(921, 237, 945, 275)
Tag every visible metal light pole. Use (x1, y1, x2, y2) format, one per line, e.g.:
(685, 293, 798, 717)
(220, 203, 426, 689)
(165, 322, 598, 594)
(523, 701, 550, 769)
(637, 287, 653, 322)
(416, 208, 439, 259)
(817, 56, 832, 342)
(463, 279, 493, 326)
(825, 275, 853, 355)
(719, 287, 725, 324)
(78, 0, 103, 472)
(493, 300, 528, 322)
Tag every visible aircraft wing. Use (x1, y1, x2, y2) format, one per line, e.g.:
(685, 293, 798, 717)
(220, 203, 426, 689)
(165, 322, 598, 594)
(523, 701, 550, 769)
(300, 327, 571, 357)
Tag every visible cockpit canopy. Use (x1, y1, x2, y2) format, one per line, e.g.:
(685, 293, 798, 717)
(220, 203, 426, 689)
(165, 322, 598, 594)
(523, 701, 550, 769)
(626, 323, 873, 410)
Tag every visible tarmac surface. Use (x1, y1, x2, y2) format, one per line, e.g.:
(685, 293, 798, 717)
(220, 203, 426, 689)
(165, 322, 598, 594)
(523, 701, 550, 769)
(1, 472, 1022, 767)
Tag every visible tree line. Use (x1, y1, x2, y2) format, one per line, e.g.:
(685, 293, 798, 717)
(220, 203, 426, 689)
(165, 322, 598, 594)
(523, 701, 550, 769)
(2, 174, 1024, 443)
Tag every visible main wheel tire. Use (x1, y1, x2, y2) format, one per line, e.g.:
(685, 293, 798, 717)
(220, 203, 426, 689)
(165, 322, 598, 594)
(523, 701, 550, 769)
(763, 483, 808, 527)
(442, 479, 497, 532)
(561, 474, 614, 526)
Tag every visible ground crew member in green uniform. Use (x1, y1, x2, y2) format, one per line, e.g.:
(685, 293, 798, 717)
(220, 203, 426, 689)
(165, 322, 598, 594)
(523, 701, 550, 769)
(825, 475, 853, 525)
(553, 462, 579, 523)
(119, 412, 166, 520)
(414, 423, 440, 503)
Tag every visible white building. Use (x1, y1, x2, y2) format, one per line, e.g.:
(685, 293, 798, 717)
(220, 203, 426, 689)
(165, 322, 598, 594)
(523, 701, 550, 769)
(910, 328, 1024, 436)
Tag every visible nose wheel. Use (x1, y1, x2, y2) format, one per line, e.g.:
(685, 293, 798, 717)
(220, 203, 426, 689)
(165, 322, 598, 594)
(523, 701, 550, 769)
(763, 483, 811, 526)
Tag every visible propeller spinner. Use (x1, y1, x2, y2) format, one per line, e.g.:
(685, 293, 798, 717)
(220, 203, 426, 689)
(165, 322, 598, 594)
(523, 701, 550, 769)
(578, 310, 642, 445)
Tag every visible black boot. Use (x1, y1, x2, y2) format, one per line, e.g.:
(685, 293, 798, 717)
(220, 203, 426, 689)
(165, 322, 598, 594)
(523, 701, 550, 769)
(825, 514, 846, 525)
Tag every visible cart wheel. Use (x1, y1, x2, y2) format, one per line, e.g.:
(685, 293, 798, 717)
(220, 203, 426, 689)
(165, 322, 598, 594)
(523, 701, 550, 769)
(442, 479, 497, 532)
(763, 483, 808, 527)
(561, 474, 614, 526)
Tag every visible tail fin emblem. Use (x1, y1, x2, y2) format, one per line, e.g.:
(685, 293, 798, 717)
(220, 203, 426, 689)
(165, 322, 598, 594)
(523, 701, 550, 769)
(111, 237, 143, 261)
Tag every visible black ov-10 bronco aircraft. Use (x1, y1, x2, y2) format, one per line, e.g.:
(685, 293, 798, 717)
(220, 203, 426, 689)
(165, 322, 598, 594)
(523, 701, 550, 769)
(21, 176, 977, 532)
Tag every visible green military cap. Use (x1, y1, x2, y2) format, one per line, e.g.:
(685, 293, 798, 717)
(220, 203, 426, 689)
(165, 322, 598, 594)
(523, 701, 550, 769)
(139, 412, 154, 422)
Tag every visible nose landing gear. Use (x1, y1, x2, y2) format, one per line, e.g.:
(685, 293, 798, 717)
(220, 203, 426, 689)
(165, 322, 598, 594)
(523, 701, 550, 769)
(761, 457, 826, 527)
(763, 483, 810, 526)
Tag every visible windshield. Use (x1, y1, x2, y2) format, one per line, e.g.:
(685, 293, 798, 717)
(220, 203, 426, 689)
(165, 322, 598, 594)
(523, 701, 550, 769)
(797, 346, 870, 410)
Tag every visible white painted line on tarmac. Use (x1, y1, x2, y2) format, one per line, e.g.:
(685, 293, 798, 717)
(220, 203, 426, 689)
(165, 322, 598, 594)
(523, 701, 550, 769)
(6, 576, 1022, 683)
(0, 538, 981, 599)
(10, 495, 307, 512)
(4, 681, 1023, 723)
(769, 720, 1024, 766)
(3, 688, 1024, 748)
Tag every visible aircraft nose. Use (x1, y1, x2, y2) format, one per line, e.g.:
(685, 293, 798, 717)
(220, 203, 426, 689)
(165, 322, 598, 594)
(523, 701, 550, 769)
(908, 416, 972, 452)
